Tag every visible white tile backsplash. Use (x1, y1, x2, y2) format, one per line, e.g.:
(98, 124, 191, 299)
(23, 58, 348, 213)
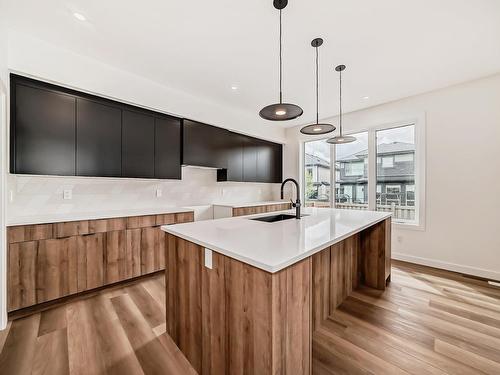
(7, 166, 281, 219)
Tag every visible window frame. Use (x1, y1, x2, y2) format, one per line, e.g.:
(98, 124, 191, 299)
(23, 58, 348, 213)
(302, 115, 426, 230)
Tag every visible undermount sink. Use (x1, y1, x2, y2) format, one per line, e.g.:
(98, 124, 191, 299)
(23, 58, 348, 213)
(250, 214, 308, 223)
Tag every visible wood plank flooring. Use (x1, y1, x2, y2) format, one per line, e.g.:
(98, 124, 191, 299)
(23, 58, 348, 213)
(0, 261, 499, 374)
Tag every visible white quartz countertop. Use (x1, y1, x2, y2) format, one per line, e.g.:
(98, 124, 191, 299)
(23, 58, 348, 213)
(212, 200, 289, 208)
(7, 207, 194, 226)
(162, 208, 391, 273)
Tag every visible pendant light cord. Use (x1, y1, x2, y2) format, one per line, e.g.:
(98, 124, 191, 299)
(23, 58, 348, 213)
(279, 9, 283, 104)
(315, 45, 319, 124)
(339, 68, 343, 135)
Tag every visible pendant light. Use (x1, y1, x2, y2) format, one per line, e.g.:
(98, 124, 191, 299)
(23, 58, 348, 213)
(327, 65, 356, 144)
(259, 0, 303, 121)
(300, 38, 336, 135)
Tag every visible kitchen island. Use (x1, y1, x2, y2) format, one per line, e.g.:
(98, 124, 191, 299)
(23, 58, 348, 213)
(162, 207, 391, 375)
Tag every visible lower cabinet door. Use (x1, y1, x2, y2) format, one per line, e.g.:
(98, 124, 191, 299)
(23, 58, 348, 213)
(37, 237, 78, 304)
(8, 241, 37, 311)
(140, 227, 160, 274)
(104, 230, 127, 285)
(126, 229, 142, 278)
(76, 233, 105, 292)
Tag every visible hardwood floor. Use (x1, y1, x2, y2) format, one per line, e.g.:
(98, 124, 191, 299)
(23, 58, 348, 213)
(313, 261, 500, 375)
(0, 261, 499, 374)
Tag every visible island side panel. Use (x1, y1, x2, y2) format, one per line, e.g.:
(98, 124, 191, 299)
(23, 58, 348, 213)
(165, 234, 311, 375)
(165, 234, 203, 372)
(329, 233, 361, 311)
(360, 218, 391, 290)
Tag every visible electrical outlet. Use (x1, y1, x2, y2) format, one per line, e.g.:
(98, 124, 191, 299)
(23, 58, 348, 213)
(156, 188, 162, 198)
(9, 190, 13, 202)
(397, 236, 403, 243)
(63, 189, 72, 200)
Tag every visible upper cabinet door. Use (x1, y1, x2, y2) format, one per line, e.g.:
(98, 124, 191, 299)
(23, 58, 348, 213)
(12, 83, 76, 175)
(226, 132, 244, 182)
(76, 99, 122, 177)
(122, 110, 155, 178)
(243, 137, 258, 182)
(271, 143, 283, 183)
(183, 120, 228, 168)
(256, 140, 272, 183)
(155, 116, 181, 179)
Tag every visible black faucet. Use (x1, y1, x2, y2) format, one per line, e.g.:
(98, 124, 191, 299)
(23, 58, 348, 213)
(281, 178, 301, 219)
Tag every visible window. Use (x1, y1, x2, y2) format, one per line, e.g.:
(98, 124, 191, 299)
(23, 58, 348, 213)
(381, 156, 394, 168)
(335, 132, 368, 209)
(376, 125, 416, 223)
(345, 161, 364, 176)
(395, 153, 413, 163)
(302, 118, 424, 227)
(304, 139, 331, 207)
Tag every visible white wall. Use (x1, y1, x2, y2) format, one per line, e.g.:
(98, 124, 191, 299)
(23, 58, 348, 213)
(0, 0, 9, 329)
(285, 74, 500, 280)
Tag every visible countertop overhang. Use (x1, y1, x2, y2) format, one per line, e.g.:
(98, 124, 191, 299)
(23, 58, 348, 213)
(162, 207, 392, 273)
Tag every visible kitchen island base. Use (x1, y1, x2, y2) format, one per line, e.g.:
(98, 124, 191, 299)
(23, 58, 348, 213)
(165, 218, 391, 374)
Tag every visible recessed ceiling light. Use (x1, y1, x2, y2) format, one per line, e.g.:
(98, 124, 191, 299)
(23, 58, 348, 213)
(231, 85, 238, 90)
(363, 96, 370, 100)
(73, 12, 87, 21)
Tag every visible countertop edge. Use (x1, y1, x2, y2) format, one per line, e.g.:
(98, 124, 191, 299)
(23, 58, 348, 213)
(162, 212, 392, 273)
(7, 207, 195, 227)
(212, 200, 289, 208)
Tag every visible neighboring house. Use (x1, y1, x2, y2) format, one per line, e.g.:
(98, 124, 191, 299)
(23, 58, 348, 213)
(336, 142, 415, 206)
(305, 153, 331, 201)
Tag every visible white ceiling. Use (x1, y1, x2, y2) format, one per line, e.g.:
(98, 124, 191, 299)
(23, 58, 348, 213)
(5, 0, 500, 128)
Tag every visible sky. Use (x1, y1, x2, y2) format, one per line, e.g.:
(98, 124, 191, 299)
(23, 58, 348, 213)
(305, 125, 414, 162)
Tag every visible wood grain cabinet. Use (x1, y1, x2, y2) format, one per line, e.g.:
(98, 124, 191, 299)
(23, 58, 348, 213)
(7, 211, 194, 312)
(36, 237, 78, 304)
(232, 203, 292, 217)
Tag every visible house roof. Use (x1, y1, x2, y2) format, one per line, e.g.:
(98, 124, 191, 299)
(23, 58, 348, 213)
(305, 153, 330, 168)
(337, 142, 414, 162)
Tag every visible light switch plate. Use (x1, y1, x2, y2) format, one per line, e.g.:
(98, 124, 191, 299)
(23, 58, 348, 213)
(63, 189, 72, 200)
(156, 188, 162, 198)
(204, 248, 212, 269)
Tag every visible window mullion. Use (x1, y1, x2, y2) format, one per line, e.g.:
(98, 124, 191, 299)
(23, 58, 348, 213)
(368, 129, 377, 211)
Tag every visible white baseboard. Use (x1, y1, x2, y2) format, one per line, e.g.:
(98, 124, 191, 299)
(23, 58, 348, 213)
(392, 252, 500, 282)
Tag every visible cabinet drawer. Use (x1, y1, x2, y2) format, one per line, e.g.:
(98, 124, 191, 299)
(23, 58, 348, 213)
(174, 212, 194, 224)
(54, 220, 89, 238)
(89, 217, 126, 233)
(126, 215, 156, 229)
(8, 224, 53, 243)
(156, 213, 176, 226)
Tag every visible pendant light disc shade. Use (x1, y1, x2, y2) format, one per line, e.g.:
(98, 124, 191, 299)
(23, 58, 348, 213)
(300, 123, 336, 135)
(259, 103, 303, 121)
(327, 135, 357, 144)
(311, 38, 323, 47)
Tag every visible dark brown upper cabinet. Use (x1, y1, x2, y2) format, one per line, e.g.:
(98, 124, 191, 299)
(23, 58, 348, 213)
(182, 119, 228, 168)
(122, 110, 155, 178)
(242, 137, 258, 182)
(155, 116, 182, 179)
(10, 74, 281, 182)
(10, 74, 183, 180)
(11, 81, 76, 175)
(76, 98, 122, 177)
